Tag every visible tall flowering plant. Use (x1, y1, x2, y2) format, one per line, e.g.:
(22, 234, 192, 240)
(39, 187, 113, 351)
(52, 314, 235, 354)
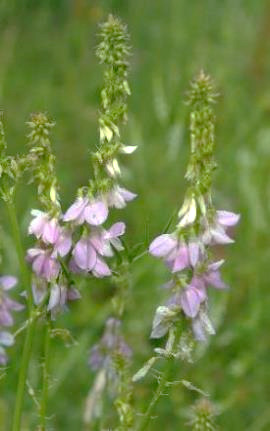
(148, 71, 240, 344)
(133, 71, 240, 431)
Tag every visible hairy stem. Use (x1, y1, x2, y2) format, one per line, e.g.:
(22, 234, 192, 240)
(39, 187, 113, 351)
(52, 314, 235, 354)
(137, 369, 169, 431)
(39, 321, 51, 430)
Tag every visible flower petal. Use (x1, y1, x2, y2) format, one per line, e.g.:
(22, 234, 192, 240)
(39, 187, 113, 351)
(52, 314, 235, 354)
(84, 200, 108, 226)
(171, 246, 190, 273)
(180, 287, 201, 318)
(0, 331, 14, 346)
(217, 210, 240, 227)
(92, 257, 111, 278)
(149, 234, 177, 258)
(63, 198, 88, 224)
(0, 276, 17, 290)
(106, 222, 126, 239)
(73, 239, 97, 271)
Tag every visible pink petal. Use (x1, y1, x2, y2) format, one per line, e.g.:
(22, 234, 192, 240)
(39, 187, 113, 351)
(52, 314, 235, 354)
(32, 254, 46, 277)
(4, 297, 24, 311)
(217, 210, 240, 227)
(73, 239, 97, 271)
(204, 267, 228, 290)
(47, 284, 61, 311)
(0, 276, 17, 290)
(63, 198, 88, 224)
(84, 200, 108, 226)
(180, 288, 201, 318)
(188, 242, 200, 267)
(172, 246, 190, 273)
(42, 218, 60, 244)
(106, 222, 126, 239)
(67, 288, 81, 301)
(92, 257, 112, 278)
(54, 231, 72, 257)
(28, 212, 47, 238)
(43, 257, 60, 281)
(0, 309, 13, 326)
(149, 234, 177, 258)
(118, 186, 137, 202)
(90, 234, 113, 257)
(211, 227, 234, 244)
(107, 188, 126, 208)
(0, 331, 14, 346)
(208, 260, 224, 271)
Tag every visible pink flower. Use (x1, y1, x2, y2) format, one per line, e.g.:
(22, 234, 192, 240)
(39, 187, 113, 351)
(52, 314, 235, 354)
(149, 234, 201, 273)
(63, 197, 108, 226)
(90, 222, 126, 256)
(29, 210, 61, 244)
(202, 210, 240, 245)
(0, 276, 24, 327)
(47, 284, 81, 319)
(72, 238, 97, 272)
(27, 248, 60, 281)
(107, 185, 137, 209)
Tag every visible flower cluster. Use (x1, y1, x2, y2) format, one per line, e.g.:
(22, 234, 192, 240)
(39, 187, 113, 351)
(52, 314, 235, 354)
(0, 276, 24, 365)
(26, 114, 80, 318)
(63, 15, 136, 279)
(63, 195, 133, 278)
(89, 317, 132, 374)
(149, 72, 240, 342)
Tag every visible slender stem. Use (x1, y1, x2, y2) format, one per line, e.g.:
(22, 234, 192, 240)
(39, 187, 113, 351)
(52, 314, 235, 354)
(5, 199, 33, 309)
(137, 369, 169, 431)
(11, 317, 35, 431)
(6, 199, 35, 431)
(39, 321, 51, 431)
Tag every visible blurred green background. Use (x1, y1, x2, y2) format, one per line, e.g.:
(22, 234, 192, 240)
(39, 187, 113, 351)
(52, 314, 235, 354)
(0, 0, 270, 430)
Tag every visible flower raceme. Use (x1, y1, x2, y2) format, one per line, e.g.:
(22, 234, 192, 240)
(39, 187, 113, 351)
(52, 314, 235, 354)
(148, 72, 240, 342)
(0, 276, 24, 364)
(149, 208, 240, 340)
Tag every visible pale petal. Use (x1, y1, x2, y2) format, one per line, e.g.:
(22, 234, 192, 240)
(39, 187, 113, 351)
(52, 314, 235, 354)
(0, 331, 14, 346)
(47, 284, 61, 311)
(42, 218, 60, 244)
(180, 288, 201, 318)
(84, 200, 108, 226)
(67, 288, 81, 301)
(118, 186, 137, 202)
(54, 231, 72, 257)
(63, 198, 88, 223)
(73, 239, 97, 271)
(28, 212, 47, 238)
(204, 269, 228, 289)
(217, 210, 240, 227)
(0, 276, 17, 290)
(106, 222, 126, 239)
(149, 234, 177, 257)
(171, 246, 190, 273)
(211, 226, 234, 244)
(188, 241, 200, 267)
(92, 257, 111, 278)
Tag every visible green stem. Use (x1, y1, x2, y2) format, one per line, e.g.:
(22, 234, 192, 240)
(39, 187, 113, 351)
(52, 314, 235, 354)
(5, 199, 33, 309)
(11, 316, 36, 431)
(137, 369, 169, 431)
(39, 321, 51, 431)
(7, 199, 35, 431)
